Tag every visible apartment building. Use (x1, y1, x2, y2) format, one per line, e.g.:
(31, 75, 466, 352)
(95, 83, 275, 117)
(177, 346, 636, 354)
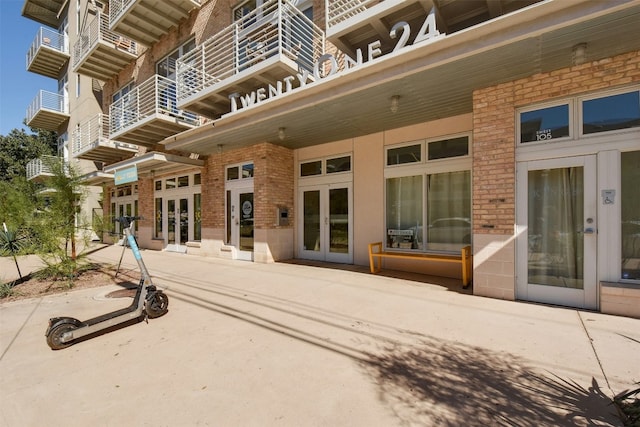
(22, 0, 640, 318)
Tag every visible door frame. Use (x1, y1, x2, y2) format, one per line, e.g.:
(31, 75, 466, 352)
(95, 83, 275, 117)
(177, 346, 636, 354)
(225, 180, 254, 261)
(297, 181, 353, 264)
(516, 154, 598, 309)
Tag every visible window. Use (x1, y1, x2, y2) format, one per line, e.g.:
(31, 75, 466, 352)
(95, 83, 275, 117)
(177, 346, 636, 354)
(234, 0, 260, 21)
(386, 176, 423, 249)
(387, 144, 421, 166)
(385, 135, 472, 250)
(622, 150, 640, 280)
(157, 39, 196, 79)
(194, 194, 202, 241)
(76, 74, 81, 98)
(519, 104, 570, 143)
(582, 91, 640, 135)
(155, 180, 162, 191)
(428, 136, 469, 160)
(178, 176, 189, 187)
(327, 156, 351, 173)
(194, 174, 201, 185)
(299, 155, 352, 177)
(301, 160, 321, 176)
(154, 198, 163, 239)
(518, 88, 640, 143)
(227, 162, 254, 181)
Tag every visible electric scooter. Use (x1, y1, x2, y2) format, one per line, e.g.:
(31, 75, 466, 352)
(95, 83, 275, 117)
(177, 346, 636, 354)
(45, 216, 168, 350)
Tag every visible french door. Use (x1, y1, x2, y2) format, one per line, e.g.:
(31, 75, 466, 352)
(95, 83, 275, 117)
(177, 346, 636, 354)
(298, 183, 352, 263)
(166, 197, 188, 252)
(516, 155, 597, 309)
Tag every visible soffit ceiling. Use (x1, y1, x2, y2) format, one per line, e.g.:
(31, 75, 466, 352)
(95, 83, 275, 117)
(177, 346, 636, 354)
(165, 2, 640, 156)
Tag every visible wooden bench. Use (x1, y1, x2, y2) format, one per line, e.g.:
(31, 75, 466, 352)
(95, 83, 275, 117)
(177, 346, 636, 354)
(368, 242, 472, 288)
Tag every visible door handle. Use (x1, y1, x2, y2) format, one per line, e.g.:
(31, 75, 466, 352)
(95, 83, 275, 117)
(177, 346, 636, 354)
(584, 228, 595, 234)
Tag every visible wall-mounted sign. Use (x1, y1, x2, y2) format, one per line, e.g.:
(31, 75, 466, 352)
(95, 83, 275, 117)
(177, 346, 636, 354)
(229, 7, 444, 114)
(114, 165, 138, 185)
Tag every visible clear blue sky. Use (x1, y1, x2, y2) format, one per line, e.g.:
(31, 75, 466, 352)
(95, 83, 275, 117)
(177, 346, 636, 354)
(0, 0, 53, 136)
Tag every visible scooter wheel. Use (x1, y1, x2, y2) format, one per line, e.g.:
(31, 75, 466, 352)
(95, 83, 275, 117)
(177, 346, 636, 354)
(46, 322, 78, 350)
(146, 291, 169, 319)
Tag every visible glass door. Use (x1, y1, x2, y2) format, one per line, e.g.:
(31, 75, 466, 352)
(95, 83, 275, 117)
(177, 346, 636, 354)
(516, 155, 597, 309)
(298, 184, 352, 263)
(227, 187, 254, 261)
(166, 198, 188, 252)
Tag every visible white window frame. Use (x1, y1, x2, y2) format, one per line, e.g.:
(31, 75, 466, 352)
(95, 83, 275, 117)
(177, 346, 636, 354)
(383, 133, 473, 252)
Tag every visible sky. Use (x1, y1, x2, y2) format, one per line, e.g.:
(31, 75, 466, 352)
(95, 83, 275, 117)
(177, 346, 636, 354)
(0, 0, 52, 136)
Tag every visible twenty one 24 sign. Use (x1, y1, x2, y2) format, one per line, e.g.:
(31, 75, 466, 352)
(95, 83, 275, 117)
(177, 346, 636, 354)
(229, 8, 445, 113)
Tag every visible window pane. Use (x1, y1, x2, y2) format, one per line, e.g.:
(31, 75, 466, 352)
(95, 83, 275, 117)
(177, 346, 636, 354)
(583, 91, 640, 134)
(520, 104, 570, 143)
(427, 171, 471, 248)
(227, 167, 239, 180)
(327, 156, 351, 173)
(194, 194, 201, 241)
(428, 137, 468, 160)
(301, 160, 322, 176)
(242, 163, 254, 178)
(387, 144, 421, 165)
(166, 178, 176, 189)
(386, 176, 423, 249)
(178, 175, 189, 187)
(622, 150, 640, 280)
(154, 198, 163, 239)
(155, 180, 162, 190)
(194, 173, 201, 185)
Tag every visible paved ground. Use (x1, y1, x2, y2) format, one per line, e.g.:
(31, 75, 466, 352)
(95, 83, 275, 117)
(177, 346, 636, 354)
(1, 245, 639, 426)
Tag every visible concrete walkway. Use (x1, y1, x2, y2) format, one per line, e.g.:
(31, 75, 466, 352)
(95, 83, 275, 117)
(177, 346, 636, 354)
(1, 245, 639, 426)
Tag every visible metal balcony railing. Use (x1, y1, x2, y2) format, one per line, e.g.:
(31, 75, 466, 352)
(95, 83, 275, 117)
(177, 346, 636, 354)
(326, 0, 380, 29)
(26, 90, 68, 123)
(26, 155, 65, 181)
(72, 114, 138, 157)
(109, 74, 200, 135)
(176, 0, 324, 103)
(26, 27, 68, 67)
(73, 12, 137, 70)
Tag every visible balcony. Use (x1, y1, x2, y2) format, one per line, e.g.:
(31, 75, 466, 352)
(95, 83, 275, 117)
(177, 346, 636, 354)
(72, 13, 137, 81)
(109, 0, 202, 46)
(109, 75, 200, 147)
(26, 155, 66, 182)
(176, 0, 325, 118)
(72, 114, 139, 163)
(26, 27, 69, 78)
(22, 0, 66, 27)
(26, 90, 69, 131)
(325, 0, 541, 56)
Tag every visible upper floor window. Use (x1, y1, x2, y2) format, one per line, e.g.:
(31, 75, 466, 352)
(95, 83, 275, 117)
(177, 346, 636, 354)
(157, 39, 196, 80)
(113, 82, 134, 102)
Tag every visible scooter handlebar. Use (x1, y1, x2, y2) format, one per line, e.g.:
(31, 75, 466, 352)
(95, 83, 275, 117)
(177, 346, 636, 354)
(113, 216, 143, 228)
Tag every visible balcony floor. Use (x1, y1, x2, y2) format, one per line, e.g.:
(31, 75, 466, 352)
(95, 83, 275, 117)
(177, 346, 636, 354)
(110, 113, 198, 147)
(28, 47, 69, 79)
(178, 55, 301, 119)
(74, 141, 138, 164)
(74, 40, 137, 81)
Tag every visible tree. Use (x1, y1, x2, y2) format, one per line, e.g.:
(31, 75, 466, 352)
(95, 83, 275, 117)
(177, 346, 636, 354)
(31, 158, 92, 280)
(0, 126, 57, 182)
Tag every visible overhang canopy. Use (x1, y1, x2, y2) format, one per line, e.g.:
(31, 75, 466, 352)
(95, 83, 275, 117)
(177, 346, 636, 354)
(79, 171, 114, 186)
(103, 152, 204, 179)
(164, 0, 640, 155)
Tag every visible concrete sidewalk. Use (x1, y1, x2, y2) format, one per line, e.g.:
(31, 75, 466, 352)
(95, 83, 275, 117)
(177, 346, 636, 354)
(1, 245, 639, 426)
